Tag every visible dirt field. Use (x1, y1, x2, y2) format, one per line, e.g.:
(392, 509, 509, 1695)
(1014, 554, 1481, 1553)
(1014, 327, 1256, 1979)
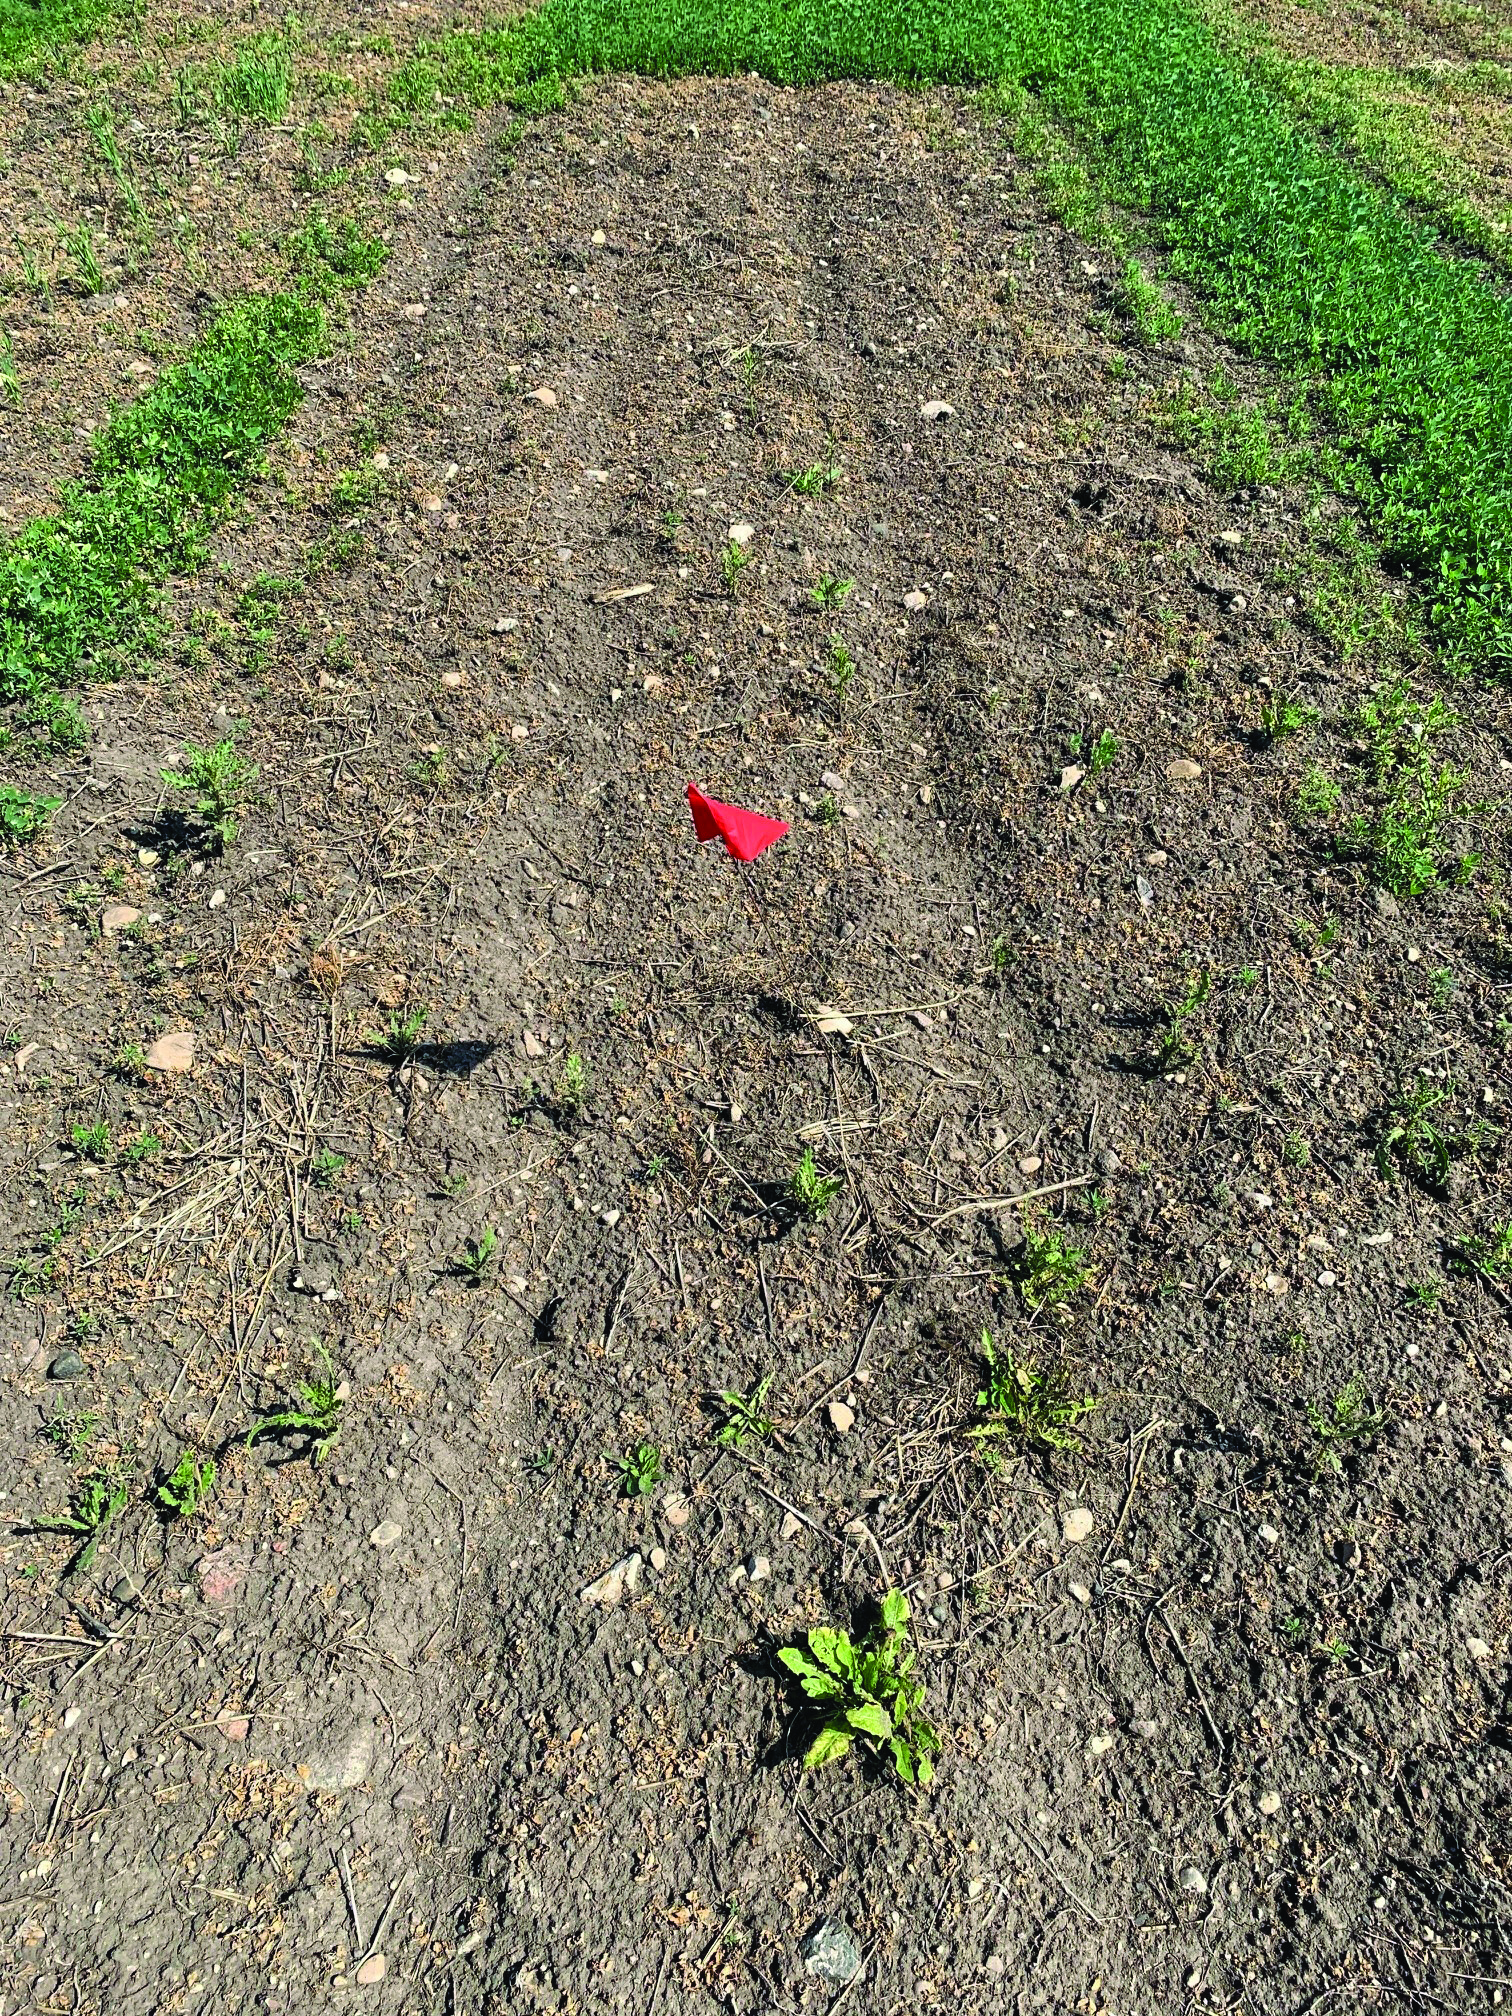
(2, 29, 1511, 2016)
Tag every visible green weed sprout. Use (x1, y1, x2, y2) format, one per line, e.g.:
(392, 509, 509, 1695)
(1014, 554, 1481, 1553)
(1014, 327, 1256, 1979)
(810, 573, 853, 611)
(0, 786, 62, 847)
(162, 736, 258, 851)
(790, 1147, 843, 1222)
(247, 1345, 344, 1464)
(34, 1473, 128, 1575)
(1011, 1219, 1093, 1314)
(154, 1450, 216, 1518)
(456, 1226, 497, 1286)
(715, 1376, 774, 1451)
(1306, 1374, 1384, 1475)
(779, 1588, 939, 1785)
(556, 1052, 589, 1116)
(1258, 689, 1318, 743)
(609, 1440, 663, 1497)
(71, 1119, 111, 1160)
(721, 539, 752, 591)
(1156, 968, 1211, 1068)
(372, 1005, 428, 1065)
(969, 1328, 1096, 1451)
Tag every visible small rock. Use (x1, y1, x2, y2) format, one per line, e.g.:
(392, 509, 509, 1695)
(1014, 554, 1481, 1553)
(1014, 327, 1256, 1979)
(522, 1029, 545, 1059)
(101, 905, 141, 935)
(112, 1575, 141, 1607)
(920, 400, 956, 421)
(1258, 1522, 1278, 1544)
(63, 1704, 81, 1729)
(371, 450, 390, 470)
(1219, 529, 1242, 549)
(208, 889, 226, 910)
(591, 228, 607, 246)
(1062, 1507, 1095, 1545)
(401, 302, 426, 321)
(662, 1493, 691, 1528)
(1088, 1732, 1115, 1757)
(420, 492, 443, 512)
(137, 847, 159, 868)
(903, 589, 928, 611)
(196, 1546, 250, 1609)
(144, 1031, 195, 1074)
(1017, 1155, 1042, 1176)
(1060, 764, 1084, 791)
(800, 1917, 861, 1986)
(527, 386, 558, 408)
(1180, 1866, 1208, 1896)
(1467, 1636, 1493, 1662)
(728, 521, 755, 547)
(47, 1349, 86, 1382)
(827, 1399, 855, 1436)
(1136, 874, 1154, 908)
(1096, 1148, 1122, 1177)
(1317, 1270, 1337, 1289)
(355, 1955, 386, 1987)
(820, 770, 844, 793)
(1133, 1718, 1159, 1740)
(1258, 1790, 1282, 1817)
(581, 1552, 641, 1607)
(441, 669, 464, 690)
(649, 1546, 666, 1572)
(1068, 1580, 1092, 1605)
(813, 1006, 854, 1038)
(1373, 889, 1400, 921)
(748, 1555, 771, 1583)
(301, 1722, 375, 1793)
(369, 1520, 403, 1549)
(215, 1709, 250, 1743)
(1166, 758, 1203, 782)
(384, 168, 411, 186)
(780, 1511, 802, 1541)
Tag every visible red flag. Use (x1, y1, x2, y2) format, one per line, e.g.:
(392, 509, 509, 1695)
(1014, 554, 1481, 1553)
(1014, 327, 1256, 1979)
(686, 782, 789, 863)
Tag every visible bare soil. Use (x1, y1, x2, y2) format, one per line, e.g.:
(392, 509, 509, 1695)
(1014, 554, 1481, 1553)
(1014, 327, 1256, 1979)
(3, 67, 1511, 2016)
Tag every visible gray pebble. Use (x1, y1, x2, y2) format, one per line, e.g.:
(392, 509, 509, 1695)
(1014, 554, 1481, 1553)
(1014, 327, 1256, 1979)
(47, 1349, 86, 1382)
(800, 1917, 861, 1985)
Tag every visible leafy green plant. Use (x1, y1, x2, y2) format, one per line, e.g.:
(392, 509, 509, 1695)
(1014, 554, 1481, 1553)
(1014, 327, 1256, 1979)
(215, 35, 294, 123)
(122, 1131, 163, 1163)
(556, 1051, 588, 1116)
(455, 1226, 497, 1286)
(161, 736, 258, 851)
(1155, 968, 1211, 1068)
(33, 1473, 128, 1576)
(41, 1404, 98, 1462)
(1450, 1218, 1512, 1287)
(1011, 1218, 1092, 1314)
(779, 1588, 939, 1784)
(1306, 1374, 1384, 1474)
(1350, 679, 1478, 897)
(810, 572, 852, 611)
(1377, 1073, 1492, 1191)
(721, 538, 752, 591)
(0, 786, 61, 847)
(71, 1119, 110, 1160)
(968, 1327, 1096, 1450)
(372, 1005, 428, 1065)
(827, 632, 856, 703)
(1296, 765, 1341, 818)
(788, 455, 840, 495)
(288, 213, 389, 288)
(715, 1376, 774, 1450)
(1258, 689, 1318, 743)
(246, 1345, 344, 1464)
(1087, 728, 1118, 776)
(311, 1148, 346, 1185)
(609, 1440, 663, 1496)
(1281, 1130, 1309, 1169)
(154, 1450, 216, 1518)
(789, 1147, 842, 1222)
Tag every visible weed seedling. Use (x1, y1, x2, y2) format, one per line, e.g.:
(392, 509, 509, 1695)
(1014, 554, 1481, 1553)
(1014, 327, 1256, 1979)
(969, 1327, 1096, 1451)
(0, 786, 62, 847)
(810, 573, 853, 611)
(721, 539, 752, 592)
(455, 1226, 497, 1286)
(1011, 1218, 1093, 1314)
(41, 1404, 98, 1462)
(610, 1440, 663, 1497)
(1155, 968, 1211, 1068)
(33, 1473, 128, 1575)
(1450, 1218, 1512, 1286)
(1377, 1073, 1490, 1190)
(1258, 689, 1318, 743)
(71, 1119, 111, 1161)
(556, 1051, 588, 1117)
(0, 328, 18, 406)
(246, 1345, 344, 1464)
(1296, 765, 1341, 818)
(311, 1148, 346, 1186)
(60, 222, 104, 294)
(1306, 1373, 1384, 1474)
(372, 1006, 427, 1065)
(1281, 1131, 1310, 1170)
(1403, 1280, 1440, 1310)
(827, 632, 856, 704)
(161, 736, 258, 851)
(154, 1450, 216, 1518)
(787, 456, 840, 495)
(715, 1376, 775, 1451)
(779, 1588, 939, 1784)
(789, 1147, 842, 1223)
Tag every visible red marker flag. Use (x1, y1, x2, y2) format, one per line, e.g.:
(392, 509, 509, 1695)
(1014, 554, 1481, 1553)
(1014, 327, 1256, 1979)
(686, 782, 789, 864)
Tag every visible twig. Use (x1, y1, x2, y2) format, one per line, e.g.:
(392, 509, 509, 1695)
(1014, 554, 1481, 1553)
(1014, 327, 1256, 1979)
(729, 1454, 842, 1552)
(927, 1174, 1094, 1225)
(801, 1292, 890, 1420)
(1152, 1591, 1228, 1765)
(362, 1866, 410, 1962)
(1003, 1817, 1106, 1928)
(1099, 1419, 1167, 1569)
(336, 1845, 363, 1952)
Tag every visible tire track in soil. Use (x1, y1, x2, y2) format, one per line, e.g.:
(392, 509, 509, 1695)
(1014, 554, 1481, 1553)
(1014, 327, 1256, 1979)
(4, 69, 1509, 2016)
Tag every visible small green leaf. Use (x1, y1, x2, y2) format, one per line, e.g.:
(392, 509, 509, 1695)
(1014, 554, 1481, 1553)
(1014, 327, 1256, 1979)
(845, 1701, 892, 1739)
(881, 1587, 909, 1633)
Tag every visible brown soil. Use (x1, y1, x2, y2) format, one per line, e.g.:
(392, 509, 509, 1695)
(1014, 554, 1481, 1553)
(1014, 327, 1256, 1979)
(2, 66, 1511, 2016)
